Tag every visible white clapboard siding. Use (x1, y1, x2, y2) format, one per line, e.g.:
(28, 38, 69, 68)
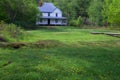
(50, 8, 62, 17)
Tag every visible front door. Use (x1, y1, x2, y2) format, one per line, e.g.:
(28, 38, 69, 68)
(48, 19, 50, 25)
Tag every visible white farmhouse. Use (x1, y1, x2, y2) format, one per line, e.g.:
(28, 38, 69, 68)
(36, 2, 67, 26)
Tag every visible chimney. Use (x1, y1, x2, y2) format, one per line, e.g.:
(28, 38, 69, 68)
(38, 0, 43, 6)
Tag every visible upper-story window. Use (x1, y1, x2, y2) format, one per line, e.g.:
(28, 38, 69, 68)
(48, 13, 50, 16)
(56, 13, 58, 17)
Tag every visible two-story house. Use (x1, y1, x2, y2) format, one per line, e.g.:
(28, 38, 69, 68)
(36, 2, 67, 26)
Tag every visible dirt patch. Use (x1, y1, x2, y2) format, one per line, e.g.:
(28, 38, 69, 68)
(0, 42, 27, 49)
(32, 40, 64, 48)
(0, 40, 65, 49)
(8, 42, 27, 49)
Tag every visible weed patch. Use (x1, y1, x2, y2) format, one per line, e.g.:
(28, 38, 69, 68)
(0, 21, 26, 42)
(0, 40, 65, 49)
(32, 40, 64, 48)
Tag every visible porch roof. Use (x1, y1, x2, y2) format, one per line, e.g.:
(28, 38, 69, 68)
(40, 16, 67, 19)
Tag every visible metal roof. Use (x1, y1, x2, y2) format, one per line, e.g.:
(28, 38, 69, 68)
(41, 16, 67, 19)
(39, 2, 56, 13)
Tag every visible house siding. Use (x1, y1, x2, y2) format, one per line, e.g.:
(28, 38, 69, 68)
(50, 9, 62, 17)
(42, 13, 48, 17)
(50, 19, 62, 25)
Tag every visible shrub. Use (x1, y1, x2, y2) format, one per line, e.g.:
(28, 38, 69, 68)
(76, 16, 83, 27)
(0, 21, 26, 42)
(69, 19, 76, 26)
(69, 16, 83, 27)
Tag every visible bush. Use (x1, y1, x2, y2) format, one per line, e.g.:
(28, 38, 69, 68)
(76, 16, 83, 27)
(0, 0, 39, 28)
(0, 21, 26, 42)
(69, 16, 83, 27)
(69, 19, 76, 26)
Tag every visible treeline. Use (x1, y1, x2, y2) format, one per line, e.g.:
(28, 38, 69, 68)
(40, 0, 120, 27)
(88, 0, 120, 26)
(0, 0, 120, 28)
(0, 0, 39, 28)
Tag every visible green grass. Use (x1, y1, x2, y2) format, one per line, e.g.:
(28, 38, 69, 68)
(0, 26, 120, 80)
(23, 27, 120, 43)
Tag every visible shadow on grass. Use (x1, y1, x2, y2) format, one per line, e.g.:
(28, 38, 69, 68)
(32, 26, 67, 32)
(29, 26, 80, 32)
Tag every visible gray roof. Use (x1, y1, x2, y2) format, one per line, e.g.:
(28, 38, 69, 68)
(39, 3, 56, 13)
(41, 16, 67, 19)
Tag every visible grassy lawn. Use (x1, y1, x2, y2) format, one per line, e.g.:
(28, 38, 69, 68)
(23, 27, 120, 43)
(0, 26, 120, 80)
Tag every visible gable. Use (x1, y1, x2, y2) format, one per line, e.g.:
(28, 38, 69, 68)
(53, 8, 62, 14)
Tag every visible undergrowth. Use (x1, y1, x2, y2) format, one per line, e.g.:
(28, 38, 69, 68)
(0, 21, 26, 42)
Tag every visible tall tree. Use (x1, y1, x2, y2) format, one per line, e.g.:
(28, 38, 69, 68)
(106, 0, 120, 25)
(0, 0, 39, 28)
(87, 0, 104, 26)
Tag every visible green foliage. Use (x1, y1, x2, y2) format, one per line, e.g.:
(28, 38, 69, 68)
(0, 0, 39, 28)
(0, 0, 119, 27)
(0, 21, 26, 42)
(69, 20, 77, 27)
(102, 0, 110, 26)
(76, 16, 83, 27)
(107, 0, 120, 25)
(69, 16, 83, 27)
(40, 0, 120, 27)
(103, 0, 120, 26)
(88, 0, 104, 26)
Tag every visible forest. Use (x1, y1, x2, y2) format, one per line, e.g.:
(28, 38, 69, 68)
(0, 0, 120, 28)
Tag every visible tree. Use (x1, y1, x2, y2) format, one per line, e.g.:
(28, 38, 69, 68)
(0, 0, 39, 28)
(107, 0, 120, 25)
(87, 0, 104, 26)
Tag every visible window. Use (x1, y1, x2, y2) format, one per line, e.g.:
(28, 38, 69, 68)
(62, 20, 66, 23)
(48, 13, 50, 16)
(55, 19, 58, 23)
(56, 13, 58, 17)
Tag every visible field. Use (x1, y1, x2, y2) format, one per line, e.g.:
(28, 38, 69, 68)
(0, 27, 120, 80)
(23, 27, 120, 43)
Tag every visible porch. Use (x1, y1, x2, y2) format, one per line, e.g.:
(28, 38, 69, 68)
(36, 17, 67, 26)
